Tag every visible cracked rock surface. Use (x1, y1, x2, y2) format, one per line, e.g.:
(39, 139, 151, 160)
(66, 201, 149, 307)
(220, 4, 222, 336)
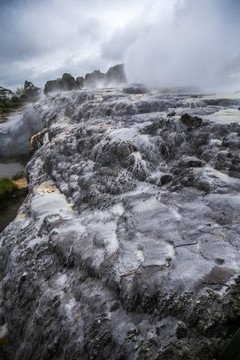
(1, 88, 240, 359)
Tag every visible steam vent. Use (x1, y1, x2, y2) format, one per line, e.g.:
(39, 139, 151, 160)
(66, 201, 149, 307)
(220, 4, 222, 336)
(1, 86, 240, 359)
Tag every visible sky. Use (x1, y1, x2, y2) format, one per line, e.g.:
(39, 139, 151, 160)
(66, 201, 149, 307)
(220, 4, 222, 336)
(1, 0, 240, 91)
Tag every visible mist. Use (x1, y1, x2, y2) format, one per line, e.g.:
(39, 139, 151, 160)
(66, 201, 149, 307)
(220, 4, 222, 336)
(1, 0, 240, 91)
(120, 0, 240, 91)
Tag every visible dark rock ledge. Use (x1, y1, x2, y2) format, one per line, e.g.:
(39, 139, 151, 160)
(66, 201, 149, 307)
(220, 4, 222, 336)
(1, 88, 240, 359)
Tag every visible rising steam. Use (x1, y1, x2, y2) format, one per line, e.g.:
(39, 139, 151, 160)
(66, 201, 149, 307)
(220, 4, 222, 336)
(122, 0, 240, 91)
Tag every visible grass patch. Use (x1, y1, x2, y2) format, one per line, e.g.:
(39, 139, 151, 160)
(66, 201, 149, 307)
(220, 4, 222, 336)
(0, 178, 18, 204)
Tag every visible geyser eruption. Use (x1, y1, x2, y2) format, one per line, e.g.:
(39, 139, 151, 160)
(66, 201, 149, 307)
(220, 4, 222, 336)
(122, 0, 240, 91)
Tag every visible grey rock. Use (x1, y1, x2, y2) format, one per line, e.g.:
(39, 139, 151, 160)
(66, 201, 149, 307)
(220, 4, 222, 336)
(44, 64, 127, 95)
(176, 321, 188, 338)
(1, 88, 240, 360)
(167, 110, 176, 117)
(105, 64, 127, 85)
(84, 70, 105, 88)
(123, 84, 149, 94)
(180, 113, 203, 128)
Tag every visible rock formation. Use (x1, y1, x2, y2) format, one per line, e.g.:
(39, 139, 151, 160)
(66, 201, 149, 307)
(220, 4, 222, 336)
(44, 73, 78, 94)
(84, 70, 105, 88)
(1, 86, 240, 359)
(44, 64, 127, 94)
(105, 64, 127, 85)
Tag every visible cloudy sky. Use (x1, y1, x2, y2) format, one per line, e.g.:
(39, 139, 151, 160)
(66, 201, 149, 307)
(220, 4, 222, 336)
(1, 0, 240, 91)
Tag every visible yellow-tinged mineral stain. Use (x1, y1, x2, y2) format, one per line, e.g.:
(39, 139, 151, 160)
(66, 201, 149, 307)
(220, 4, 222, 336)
(134, 94, 147, 101)
(33, 184, 57, 193)
(29, 133, 40, 151)
(69, 205, 75, 212)
(17, 212, 25, 219)
(32, 183, 75, 215)
(12, 178, 28, 188)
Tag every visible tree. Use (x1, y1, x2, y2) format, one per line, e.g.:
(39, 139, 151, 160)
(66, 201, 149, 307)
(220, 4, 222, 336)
(23, 80, 40, 99)
(24, 81, 36, 91)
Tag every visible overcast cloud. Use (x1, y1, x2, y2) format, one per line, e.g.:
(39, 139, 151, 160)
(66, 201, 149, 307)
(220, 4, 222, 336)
(0, 0, 240, 91)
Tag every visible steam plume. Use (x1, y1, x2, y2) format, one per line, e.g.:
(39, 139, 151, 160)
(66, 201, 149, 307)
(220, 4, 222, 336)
(123, 0, 240, 91)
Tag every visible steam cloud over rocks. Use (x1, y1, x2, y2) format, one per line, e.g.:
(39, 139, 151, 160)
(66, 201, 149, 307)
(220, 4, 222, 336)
(1, 86, 240, 359)
(1, 0, 240, 91)
(106, 0, 240, 91)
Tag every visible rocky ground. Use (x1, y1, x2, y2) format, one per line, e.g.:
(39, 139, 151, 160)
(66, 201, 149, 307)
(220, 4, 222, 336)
(1, 86, 240, 359)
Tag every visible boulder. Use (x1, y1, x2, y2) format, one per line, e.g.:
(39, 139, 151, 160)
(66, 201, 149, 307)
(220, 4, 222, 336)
(180, 113, 203, 128)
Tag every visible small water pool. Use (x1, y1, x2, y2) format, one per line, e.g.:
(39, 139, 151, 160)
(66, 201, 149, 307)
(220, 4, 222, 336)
(0, 196, 25, 233)
(205, 108, 240, 124)
(0, 156, 30, 178)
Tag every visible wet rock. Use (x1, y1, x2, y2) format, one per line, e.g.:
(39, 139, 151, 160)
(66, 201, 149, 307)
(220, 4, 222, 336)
(201, 98, 240, 107)
(123, 84, 148, 94)
(167, 110, 176, 117)
(105, 64, 127, 85)
(1, 88, 240, 360)
(84, 70, 105, 88)
(180, 113, 203, 129)
(159, 174, 173, 186)
(178, 157, 205, 168)
(176, 321, 188, 339)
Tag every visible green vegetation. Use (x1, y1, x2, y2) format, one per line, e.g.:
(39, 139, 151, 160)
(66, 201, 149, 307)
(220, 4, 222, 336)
(0, 81, 40, 114)
(0, 178, 18, 205)
(0, 95, 25, 114)
(44, 73, 79, 94)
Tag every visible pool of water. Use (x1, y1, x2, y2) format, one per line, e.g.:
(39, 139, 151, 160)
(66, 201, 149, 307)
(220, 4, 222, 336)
(205, 108, 240, 124)
(0, 155, 30, 178)
(0, 196, 25, 233)
(0, 155, 29, 233)
(0, 109, 29, 233)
